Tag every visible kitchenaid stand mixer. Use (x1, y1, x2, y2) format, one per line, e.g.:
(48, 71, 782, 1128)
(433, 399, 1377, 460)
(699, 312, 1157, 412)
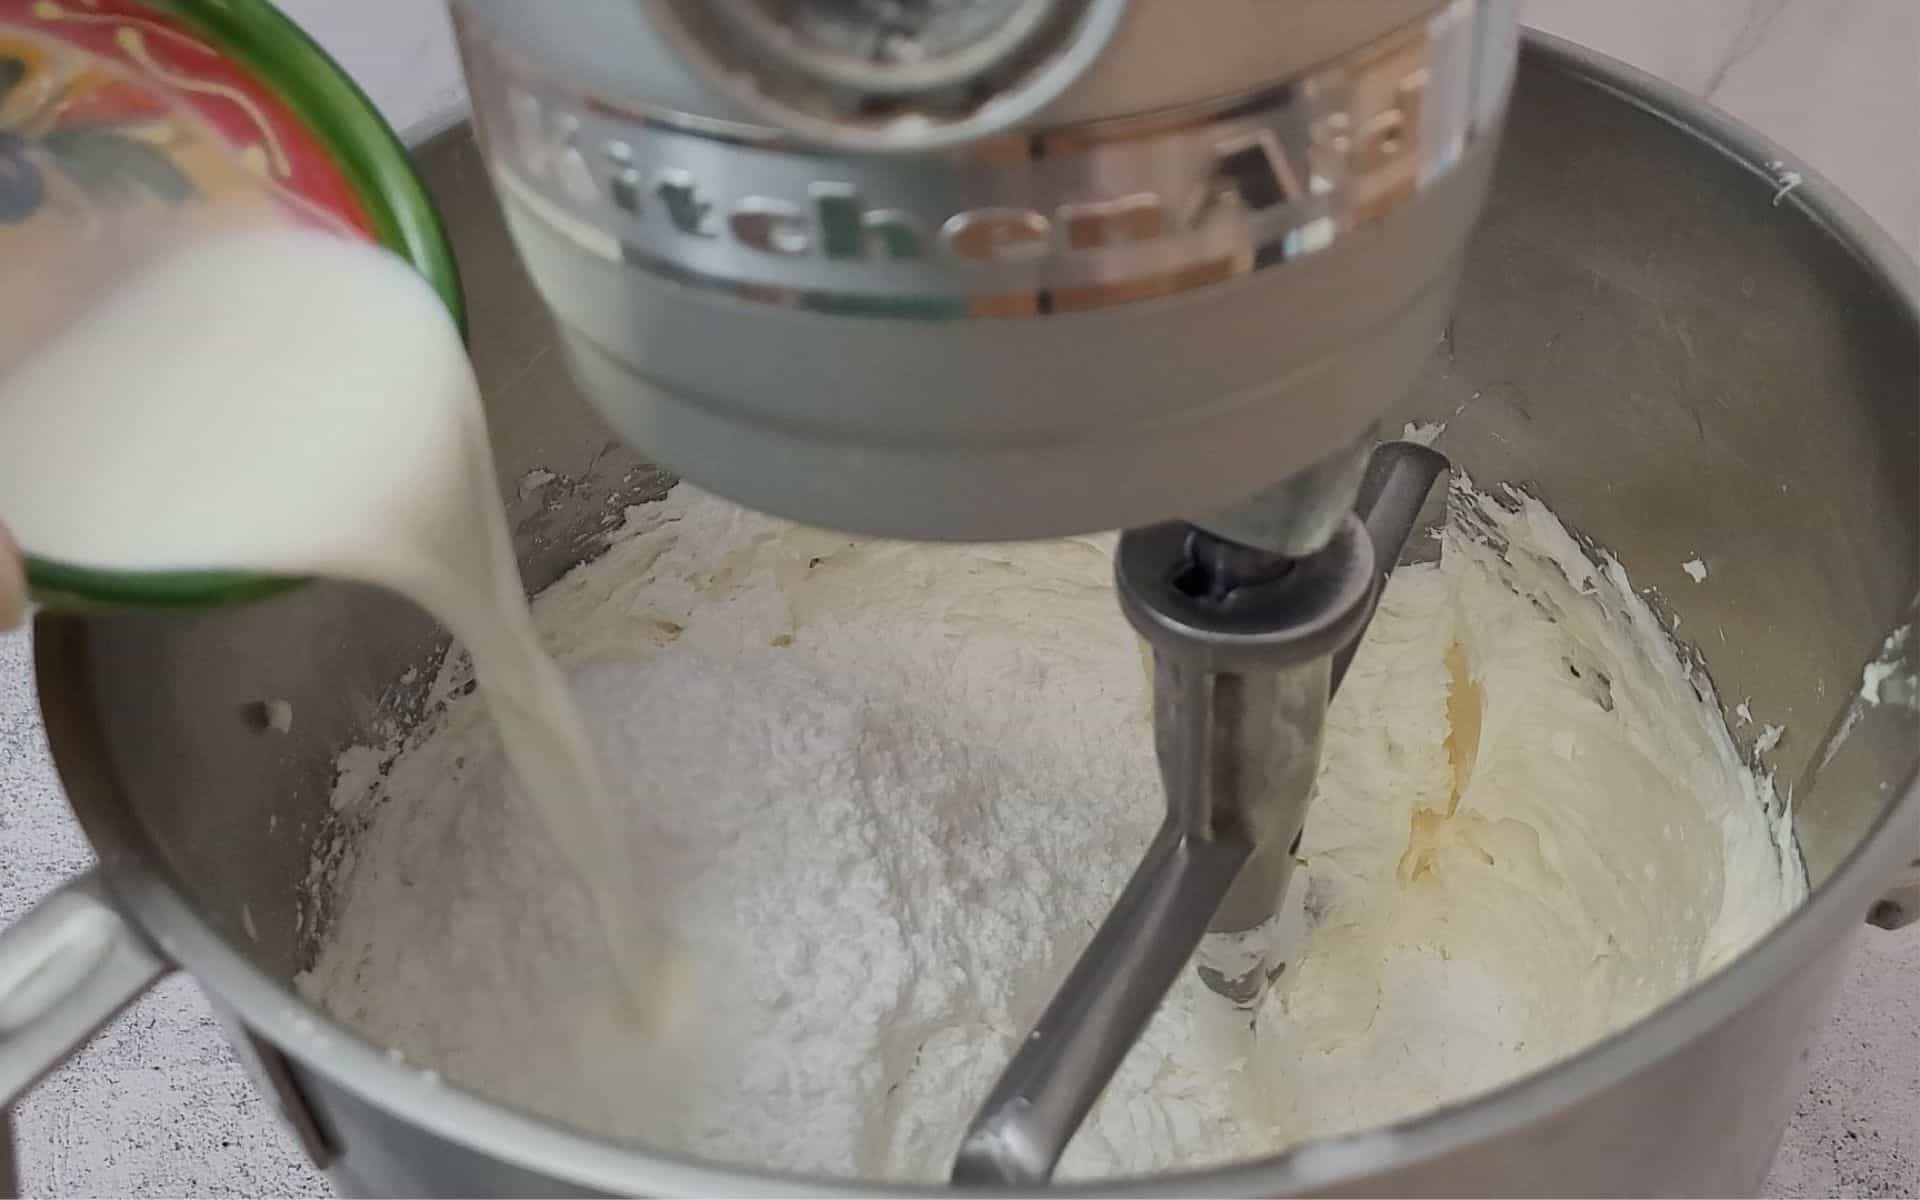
(451, 0, 1518, 1182)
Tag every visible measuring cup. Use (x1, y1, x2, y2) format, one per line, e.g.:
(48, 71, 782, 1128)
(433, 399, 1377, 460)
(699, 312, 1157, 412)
(0, 0, 460, 612)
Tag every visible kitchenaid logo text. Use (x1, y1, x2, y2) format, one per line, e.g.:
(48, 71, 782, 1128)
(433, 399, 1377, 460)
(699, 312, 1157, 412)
(499, 70, 1425, 271)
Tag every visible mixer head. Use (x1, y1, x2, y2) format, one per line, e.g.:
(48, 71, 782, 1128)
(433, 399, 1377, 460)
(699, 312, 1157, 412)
(452, 0, 1517, 544)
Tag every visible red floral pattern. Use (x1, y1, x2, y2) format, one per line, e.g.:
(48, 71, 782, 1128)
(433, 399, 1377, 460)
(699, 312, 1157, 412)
(0, 0, 372, 235)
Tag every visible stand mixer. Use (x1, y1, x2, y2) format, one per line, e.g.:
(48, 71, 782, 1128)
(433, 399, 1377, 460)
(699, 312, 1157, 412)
(450, 0, 1517, 1182)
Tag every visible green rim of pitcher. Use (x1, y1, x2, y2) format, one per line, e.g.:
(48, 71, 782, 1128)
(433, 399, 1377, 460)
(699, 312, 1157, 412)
(19, 0, 464, 612)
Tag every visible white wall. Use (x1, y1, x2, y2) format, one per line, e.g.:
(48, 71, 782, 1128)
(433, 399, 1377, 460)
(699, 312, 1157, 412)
(272, 0, 468, 141)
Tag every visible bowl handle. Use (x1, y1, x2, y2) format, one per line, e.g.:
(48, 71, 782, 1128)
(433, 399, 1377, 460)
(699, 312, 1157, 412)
(0, 869, 170, 1182)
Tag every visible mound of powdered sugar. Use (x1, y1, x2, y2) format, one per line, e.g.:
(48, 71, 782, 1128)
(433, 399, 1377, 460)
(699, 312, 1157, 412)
(298, 491, 1254, 1178)
(298, 479, 1802, 1181)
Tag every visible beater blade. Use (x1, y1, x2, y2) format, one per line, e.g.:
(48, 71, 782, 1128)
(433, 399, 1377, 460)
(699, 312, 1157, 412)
(951, 441, 1449, 1185)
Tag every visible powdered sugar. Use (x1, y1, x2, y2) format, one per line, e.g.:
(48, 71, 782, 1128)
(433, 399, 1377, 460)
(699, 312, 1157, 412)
(298, 480, 1801, 1181)
(299, 486, 1252, 1178)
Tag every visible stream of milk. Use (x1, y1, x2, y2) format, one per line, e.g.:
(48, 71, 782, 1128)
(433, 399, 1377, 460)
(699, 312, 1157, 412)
(0, 228, 666, 1020)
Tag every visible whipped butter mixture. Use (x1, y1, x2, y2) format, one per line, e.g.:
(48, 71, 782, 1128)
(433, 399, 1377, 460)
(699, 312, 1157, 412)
(299, 477, 1804, 1180)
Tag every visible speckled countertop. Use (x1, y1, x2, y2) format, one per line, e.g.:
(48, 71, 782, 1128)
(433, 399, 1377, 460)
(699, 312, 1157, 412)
(3, 2, 1915, 1196)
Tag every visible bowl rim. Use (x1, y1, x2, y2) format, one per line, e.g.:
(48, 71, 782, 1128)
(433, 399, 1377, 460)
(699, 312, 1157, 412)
(17, 0, 464, 611)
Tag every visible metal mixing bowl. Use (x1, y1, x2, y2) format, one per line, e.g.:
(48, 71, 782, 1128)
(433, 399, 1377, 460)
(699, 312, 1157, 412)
(5, 33, 1915, 1197)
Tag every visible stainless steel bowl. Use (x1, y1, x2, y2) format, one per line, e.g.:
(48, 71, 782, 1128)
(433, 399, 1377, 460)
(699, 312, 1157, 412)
(4, 34, 1915, 1197)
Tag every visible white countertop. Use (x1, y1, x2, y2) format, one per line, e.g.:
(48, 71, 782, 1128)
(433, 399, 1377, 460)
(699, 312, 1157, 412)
(4, 2, 1915, 1195)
